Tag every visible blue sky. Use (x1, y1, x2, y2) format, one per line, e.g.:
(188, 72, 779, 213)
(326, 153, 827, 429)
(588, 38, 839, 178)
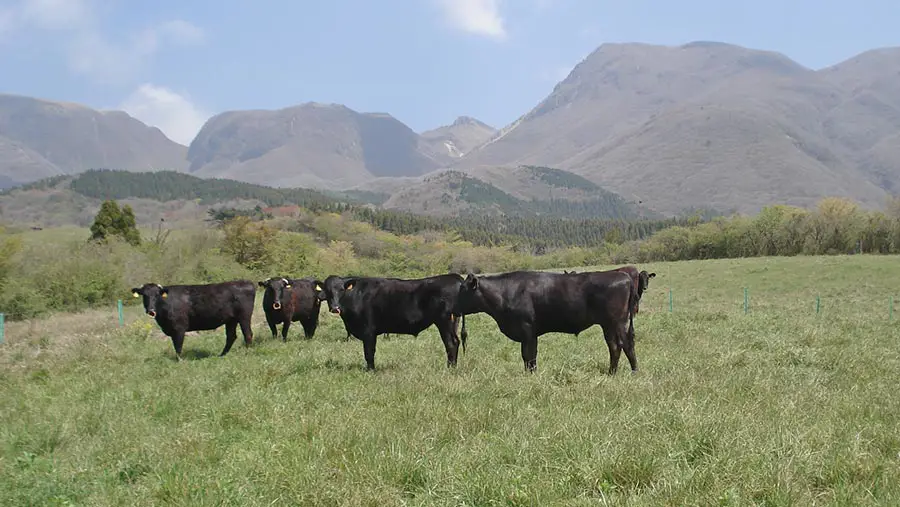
(1, 0, 899, 145)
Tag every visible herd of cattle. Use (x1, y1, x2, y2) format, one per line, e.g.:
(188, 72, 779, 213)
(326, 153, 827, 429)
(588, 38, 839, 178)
(130, 266, 656, 373)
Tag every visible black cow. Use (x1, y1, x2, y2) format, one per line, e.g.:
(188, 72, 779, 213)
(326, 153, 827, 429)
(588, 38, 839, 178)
(259, 277, 325, 341)
(453, 270, 635, 374)
(317, 274, 468, 370)
(131, 280, 256, 360)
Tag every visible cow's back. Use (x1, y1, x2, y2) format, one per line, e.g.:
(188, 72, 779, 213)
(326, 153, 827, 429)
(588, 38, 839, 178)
(171, 281, 256, 331)
(346, 274, 461, 334)
(289, 279, 320, 318)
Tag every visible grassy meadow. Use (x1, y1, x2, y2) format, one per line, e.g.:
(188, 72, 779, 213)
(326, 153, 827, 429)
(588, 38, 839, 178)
(1, 254, 899, 505)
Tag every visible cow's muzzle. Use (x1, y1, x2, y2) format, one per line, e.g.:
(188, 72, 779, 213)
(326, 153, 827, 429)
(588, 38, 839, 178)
(273, 302, 282, 310)
(330, 307, 341, 315)
(147, 310, 157, 318)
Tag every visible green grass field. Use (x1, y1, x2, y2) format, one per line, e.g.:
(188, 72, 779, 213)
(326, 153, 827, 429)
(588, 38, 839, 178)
(2, 255, 899, 506)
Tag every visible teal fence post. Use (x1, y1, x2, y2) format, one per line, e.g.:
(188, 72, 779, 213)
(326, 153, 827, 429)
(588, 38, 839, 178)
(743, 287, 749, 314)
(891, 296, 894, 322)
(0, 313, 4, 344)
(668, 288, 673, 313)
(816, 295, 820, 315)
(117, 300, 124, 327)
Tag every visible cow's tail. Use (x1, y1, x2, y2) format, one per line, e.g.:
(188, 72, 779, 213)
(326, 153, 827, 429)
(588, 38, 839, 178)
(459, 314, 468, 353)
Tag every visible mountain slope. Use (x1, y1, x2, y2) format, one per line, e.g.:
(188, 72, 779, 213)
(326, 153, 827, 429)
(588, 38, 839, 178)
(0, 94, 188, 186)
(187, 103, 456, 190)
(380, 167, 658, 219)
(420, 116, 496, 158)
(451, 42, 900, 214)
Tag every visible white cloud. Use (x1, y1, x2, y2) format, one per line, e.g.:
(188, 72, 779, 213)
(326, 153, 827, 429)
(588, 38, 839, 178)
(156, 19, 205, 45)
(19, 0, 90, 30)
(119, 84, 209, 145)
(435, 0, 506, 39)
(4, 0, 205, 84)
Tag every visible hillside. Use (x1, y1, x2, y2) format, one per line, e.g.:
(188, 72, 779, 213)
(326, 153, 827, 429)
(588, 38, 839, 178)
(381, 166, 660, 219)
(187, 103, 461, 189)
(452, 41, 900, 214)
(420, 116, 497, 158)
(0, 170, 685, 248)
(0, 94, 188, 187)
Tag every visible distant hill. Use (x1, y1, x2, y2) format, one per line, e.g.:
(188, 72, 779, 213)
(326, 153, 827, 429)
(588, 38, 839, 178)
(420, 116, 497, 158)
(452, 41, 900, 214)
(380, 167, 659, 219)
(0, 94, 188, 187)
(0, 170, 690, 249)
(187, 103, 473, 189)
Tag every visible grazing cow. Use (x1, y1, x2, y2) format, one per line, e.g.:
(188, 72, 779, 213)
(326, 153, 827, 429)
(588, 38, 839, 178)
(610, 265, 656, 341)
(453, 270, 635, 374)
(613, 265, 656, 316)
(259, 277, 325, 341)
(316, 274, 468, 371)
(131, 280, 256, 360)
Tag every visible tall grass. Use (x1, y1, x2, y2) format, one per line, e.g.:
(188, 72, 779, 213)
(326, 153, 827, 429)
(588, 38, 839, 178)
(1, 255, 898, 505)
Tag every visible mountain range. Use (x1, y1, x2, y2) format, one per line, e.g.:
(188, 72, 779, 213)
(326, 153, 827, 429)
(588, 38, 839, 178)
(2, 40, 900, 216)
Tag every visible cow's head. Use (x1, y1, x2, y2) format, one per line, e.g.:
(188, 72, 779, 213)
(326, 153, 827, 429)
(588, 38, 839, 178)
(638, 270, 656, 297)
(259, 277, 293, 310)
(454, 273, 486, 316)
(131, 283, 168, 319)
(319, 275, 356, 315)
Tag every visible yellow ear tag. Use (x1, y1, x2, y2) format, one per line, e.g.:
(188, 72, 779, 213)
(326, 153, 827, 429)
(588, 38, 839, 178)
(161, 292, 168, 299)
(315, 284, 322, 291)
(346, 283, 354, 291)
(286, 284, 292, 289)
(132, 292, 140, 298)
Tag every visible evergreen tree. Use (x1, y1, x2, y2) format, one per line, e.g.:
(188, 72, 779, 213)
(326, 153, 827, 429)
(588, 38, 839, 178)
(89, 200, 141, 246)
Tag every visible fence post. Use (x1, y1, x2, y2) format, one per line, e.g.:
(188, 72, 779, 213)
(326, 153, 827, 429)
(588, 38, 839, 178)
(743, 287, 749, 314)
(668, 288, 673, 313)
(891, 296, 894, 322)
(816, 295, 820, 315)
(0, 313, 4, 344)
(117, 300, 124, 327)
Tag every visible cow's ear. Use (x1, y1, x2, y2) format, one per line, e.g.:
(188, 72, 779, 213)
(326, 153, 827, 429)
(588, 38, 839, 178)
(258, 280, 267, 287)
(314, 280, 324, 292)
(648, 272, 656, 278)
(131, 288, 141, 298)
(160, 287, 169, 299)
(343, 278, 357, 291)
(465, 274, 478, 290)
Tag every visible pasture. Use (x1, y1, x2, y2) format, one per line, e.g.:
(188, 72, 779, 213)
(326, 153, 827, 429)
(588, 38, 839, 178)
(1, 255, 899, 505)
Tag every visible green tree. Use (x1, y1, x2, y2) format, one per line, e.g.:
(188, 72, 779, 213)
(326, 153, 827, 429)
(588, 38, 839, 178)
(89, 200, 141, 246)
(222, 216, 277, 271)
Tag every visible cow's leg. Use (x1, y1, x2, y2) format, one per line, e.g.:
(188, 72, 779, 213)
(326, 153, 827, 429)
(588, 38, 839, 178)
(280, 319, 291, 342)
(619, 321, 638, 373)
(521, 336, 538, 373)
(266, 316, 278, 340)
(221, 322, 238, 357)
(362, 334, 378, 371)
(239, 318, 254, 347)
(436, 319, 460, 368)
(301, 317, 317, 340)
(602, 326, 622, 375)
(170, 332, 185, 361)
